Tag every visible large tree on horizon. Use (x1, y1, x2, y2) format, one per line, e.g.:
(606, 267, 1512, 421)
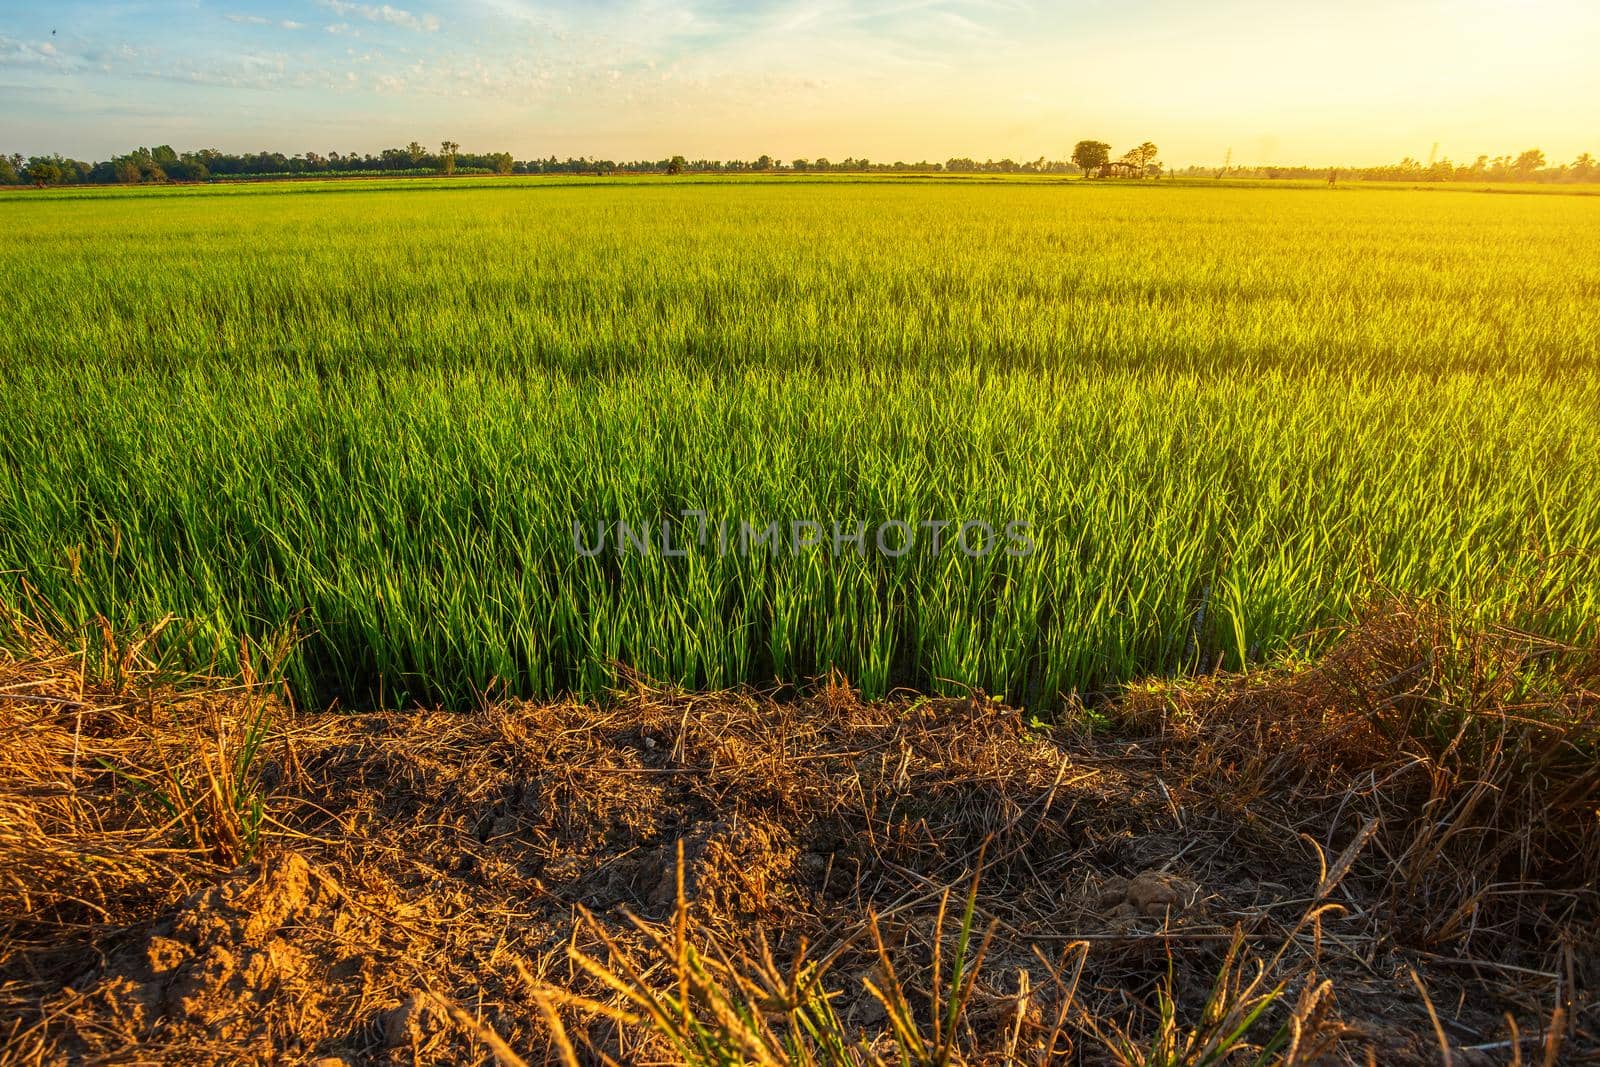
(1072, 140, 1111, 177)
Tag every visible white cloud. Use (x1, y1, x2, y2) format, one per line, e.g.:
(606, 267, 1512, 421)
(226, 14, 306, 29)
(316, 0, 440, 33)
(0, 34, 70, 68)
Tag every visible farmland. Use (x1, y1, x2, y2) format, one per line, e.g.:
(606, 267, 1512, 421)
(2, 177, 1599, 708)
(5, 175, 1600, 1062)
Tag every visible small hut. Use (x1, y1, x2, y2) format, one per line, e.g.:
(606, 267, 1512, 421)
(1097, 160, 1143, 179)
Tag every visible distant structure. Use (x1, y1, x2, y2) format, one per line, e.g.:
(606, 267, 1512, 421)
(1096, 160, 1143, 179)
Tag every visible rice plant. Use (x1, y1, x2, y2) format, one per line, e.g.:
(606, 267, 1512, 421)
(1, 179, 1597, 707)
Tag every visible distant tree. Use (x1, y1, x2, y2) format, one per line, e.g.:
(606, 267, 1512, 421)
(406, 141, 426, 167)
(489, 151, 514, 175)
(26, 160, 63, 187)
(791, 158, 808, 171)
(1572, 153, 1595, 182)
(439, 140, 460, 176)
(121, 147, 168, 181)
(166, 157, 208, 181)
(666, 154, 687, 175)
(1513, 148, 1545, 180)
(754, 154, 773, 171)
(1121, 141, 1159, 176)
(0, 155, 18, 185)
(814, 156, 831, 171)
(1071, 140, 1110, 177)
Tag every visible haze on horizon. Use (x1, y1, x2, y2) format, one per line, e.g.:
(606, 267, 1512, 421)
(1, 0, 1596, 168)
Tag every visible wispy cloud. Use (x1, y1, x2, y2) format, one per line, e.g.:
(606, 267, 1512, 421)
(0, 33, 77, 70)
(316, 0, 441, 33)
(226, 14, 306, 30)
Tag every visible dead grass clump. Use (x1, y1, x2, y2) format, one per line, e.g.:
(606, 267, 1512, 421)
(1117, 599, 1600, 952)
(1113, 597, 1599, 1055)
(547, 844, 1357, 1066)
(0, 618, 285, 1035)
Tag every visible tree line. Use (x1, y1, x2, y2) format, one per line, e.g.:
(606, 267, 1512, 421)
(1175, 148, 1597, 184)
(3, 140, 1596, 187)
(0, 145, 1093, 185)
(0, 141, 513, 186)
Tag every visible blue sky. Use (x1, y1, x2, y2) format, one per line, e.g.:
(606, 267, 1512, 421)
(2, 0, 1596, 165)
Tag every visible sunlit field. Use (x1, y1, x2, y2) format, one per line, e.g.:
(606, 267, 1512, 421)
(2, 178, 1598, 707)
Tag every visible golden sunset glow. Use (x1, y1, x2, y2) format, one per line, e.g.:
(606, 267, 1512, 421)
(3, 0, 1596, 165)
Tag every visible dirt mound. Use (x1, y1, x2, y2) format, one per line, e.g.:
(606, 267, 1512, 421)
(1, 602, 1596, 1063)
(82, 852, 331, 1055)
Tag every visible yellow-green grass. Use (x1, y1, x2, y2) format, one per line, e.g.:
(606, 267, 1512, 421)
(1, 180, 1597, 707)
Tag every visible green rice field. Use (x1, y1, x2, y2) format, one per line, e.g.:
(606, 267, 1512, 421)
(2, 177, 1598, 707)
